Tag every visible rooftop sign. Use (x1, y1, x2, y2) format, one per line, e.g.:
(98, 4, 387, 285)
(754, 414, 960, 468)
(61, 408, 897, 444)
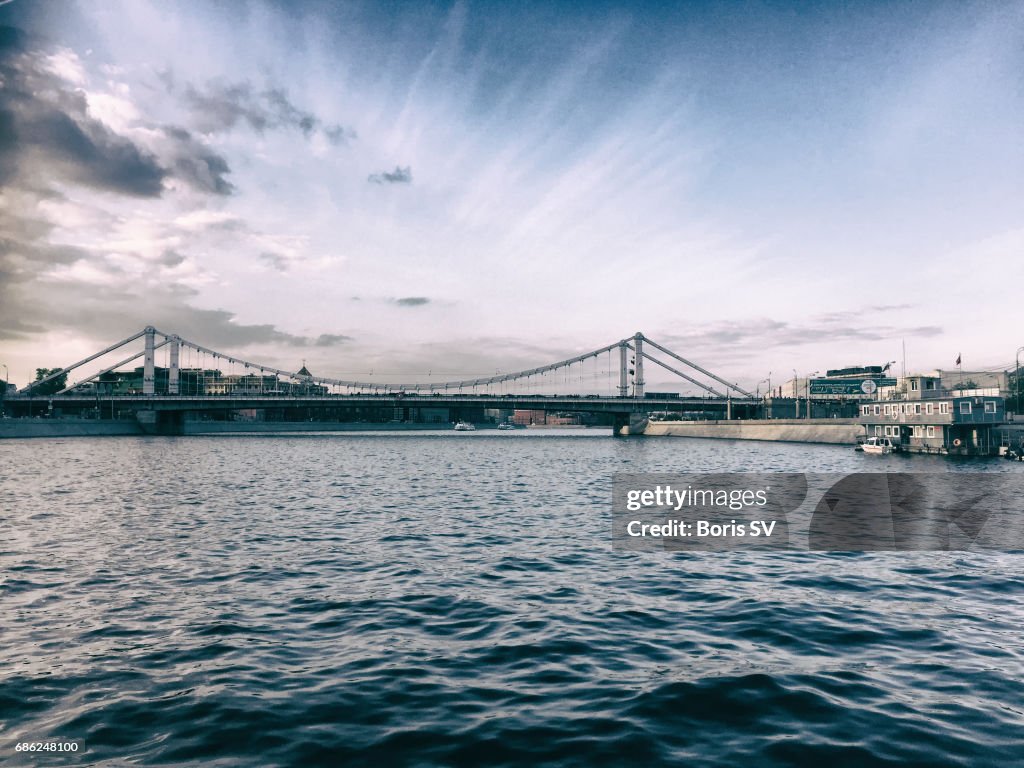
(810, 377, 897, 395)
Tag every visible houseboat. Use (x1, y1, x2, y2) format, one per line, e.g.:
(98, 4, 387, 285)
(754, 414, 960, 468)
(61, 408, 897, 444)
(859, 375, 1007, 456)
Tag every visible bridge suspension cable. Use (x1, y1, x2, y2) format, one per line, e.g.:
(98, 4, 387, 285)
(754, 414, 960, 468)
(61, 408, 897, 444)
(626, 344, 725, 398)
(20, 328, 150, 394)
(22, 326, 756, 399)
(640, 336, 755, 398)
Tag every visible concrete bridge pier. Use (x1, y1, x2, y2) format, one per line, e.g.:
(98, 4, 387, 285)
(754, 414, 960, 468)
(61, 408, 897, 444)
(612, 412, 649, 436)
(136, 409, 185, 436)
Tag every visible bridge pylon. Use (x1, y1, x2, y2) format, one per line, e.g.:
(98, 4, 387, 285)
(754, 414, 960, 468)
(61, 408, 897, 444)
(618, 343, 629, 397)
(143, 327, 156, 396)
(633, 332, 645, 397)
(168, 336, 180, 395)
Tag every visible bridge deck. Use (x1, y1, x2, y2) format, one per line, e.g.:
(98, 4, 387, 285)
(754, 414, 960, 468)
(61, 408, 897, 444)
(12, 394, 753, 413)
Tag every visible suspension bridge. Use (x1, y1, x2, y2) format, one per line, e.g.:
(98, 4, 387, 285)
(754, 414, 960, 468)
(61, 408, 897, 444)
(6, 327, 760, 434)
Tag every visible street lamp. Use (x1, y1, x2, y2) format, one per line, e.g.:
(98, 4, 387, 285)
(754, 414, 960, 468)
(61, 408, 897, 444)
(792, 369, 798, 418)
(804, 371, 818, 420)
(756, 377, 770, 399)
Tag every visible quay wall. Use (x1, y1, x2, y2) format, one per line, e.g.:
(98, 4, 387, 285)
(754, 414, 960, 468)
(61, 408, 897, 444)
(643, 418, 862, 445)
(0, 418, 145, 439)
(183, 421, 452, 434)
(0, 419, 499, 438)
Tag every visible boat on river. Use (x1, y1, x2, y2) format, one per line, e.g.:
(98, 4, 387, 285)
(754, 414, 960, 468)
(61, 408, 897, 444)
(859, 436, 898, 455)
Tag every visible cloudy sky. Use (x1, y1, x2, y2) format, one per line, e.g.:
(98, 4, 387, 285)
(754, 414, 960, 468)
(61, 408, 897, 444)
(1, 0, 1022, 391)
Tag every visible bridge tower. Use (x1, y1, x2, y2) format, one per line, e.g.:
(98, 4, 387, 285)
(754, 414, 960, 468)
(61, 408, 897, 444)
(618, 343, 629, 397)
(143, 326, 156, 395)
(633, 332, 645, 397)
(168, 335, 180, 395)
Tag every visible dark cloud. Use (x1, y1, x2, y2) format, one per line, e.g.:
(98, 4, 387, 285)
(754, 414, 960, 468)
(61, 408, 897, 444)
(0, 27, 344, 370)
(393, 296, 429, 307)
(314, 334, 353, 347)
(28, 107, 166, 196)
(180, 80, 355, 144)
(159, 250, 186, 267)
(259, 252, 288, 272)
(0, 30, 166, 196)
(163, 127, 234, 196)
(368, 166, 412, 184)
(0, 26, 235, 198)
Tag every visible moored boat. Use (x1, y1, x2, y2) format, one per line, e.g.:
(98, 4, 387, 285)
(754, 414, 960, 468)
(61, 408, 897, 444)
(860, 436, 897, 455)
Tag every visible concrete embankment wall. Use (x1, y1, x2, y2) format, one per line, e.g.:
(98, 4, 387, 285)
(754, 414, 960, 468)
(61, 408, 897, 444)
(0, 419, 464, 438)
(0, 418, 144, 439)
(182, 421, 449, 434)
(643, 418, 862, 445)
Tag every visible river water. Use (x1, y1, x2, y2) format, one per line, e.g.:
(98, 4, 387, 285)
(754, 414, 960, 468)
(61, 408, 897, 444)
(2, 431, 1023, 766)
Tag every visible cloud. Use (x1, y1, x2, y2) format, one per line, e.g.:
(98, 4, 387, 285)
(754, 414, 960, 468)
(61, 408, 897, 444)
(179, 80, 354, 144)
(0, 28, 166, 196)
(158, 249, 186, 267)
(393, 296, 429, 307)
(0, 26, 235, 198)
(162, 127, 234, 196)
(259, 251, 288, 271)
(657, 309, 944, 359)
(368, 166, 412, 184)
(0, 31, 324, 358)
(314, 333, 353, 347)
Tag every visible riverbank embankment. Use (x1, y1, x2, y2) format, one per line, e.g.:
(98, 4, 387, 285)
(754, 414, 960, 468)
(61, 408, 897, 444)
(642, 418, 862, 445)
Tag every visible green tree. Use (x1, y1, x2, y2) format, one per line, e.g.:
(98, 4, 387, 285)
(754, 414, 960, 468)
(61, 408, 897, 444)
(32, 368, 68, 396)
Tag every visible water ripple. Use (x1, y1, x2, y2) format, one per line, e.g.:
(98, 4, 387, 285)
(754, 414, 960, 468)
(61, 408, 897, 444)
(1, 434, 1022, 766)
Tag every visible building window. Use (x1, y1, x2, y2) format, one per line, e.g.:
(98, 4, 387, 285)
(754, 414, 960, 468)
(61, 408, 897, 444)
(913, 426, 923, 437)
(875, 426, 882, 436)
(862, 405, 869, 415)
(927, 426, 936, 438)
(984, 401, 996, 413)
(960, 402, 972, 414)
(911, 380, 919, 391)
(915, 404, 922, 415)
(874, 405, 880, 415)
(884, 404, 891, 415)
(940, 403, 949, 414)
(926, 403, 933, 415)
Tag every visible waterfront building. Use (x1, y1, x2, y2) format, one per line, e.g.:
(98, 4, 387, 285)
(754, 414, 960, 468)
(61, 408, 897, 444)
(859, 375, 1007, 455)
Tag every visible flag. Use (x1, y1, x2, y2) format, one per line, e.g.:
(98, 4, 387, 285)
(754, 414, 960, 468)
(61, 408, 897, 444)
(955, 353, 961, 366)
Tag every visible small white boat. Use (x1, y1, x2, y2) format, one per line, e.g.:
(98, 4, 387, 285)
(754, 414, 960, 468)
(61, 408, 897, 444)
(860, 436, 897, 455)
(453, 420, 476, 431)
(497, 422, 515, 431)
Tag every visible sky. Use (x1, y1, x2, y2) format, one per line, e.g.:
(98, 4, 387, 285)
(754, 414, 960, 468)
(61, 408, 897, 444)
(1, 0, 1022, 391)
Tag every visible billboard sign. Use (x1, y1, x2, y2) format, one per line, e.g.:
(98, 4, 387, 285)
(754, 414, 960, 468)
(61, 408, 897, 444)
(809, 378, 897, 395)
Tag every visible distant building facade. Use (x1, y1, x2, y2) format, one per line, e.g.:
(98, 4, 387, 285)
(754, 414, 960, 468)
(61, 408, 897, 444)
(96, 367, 327, 396)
